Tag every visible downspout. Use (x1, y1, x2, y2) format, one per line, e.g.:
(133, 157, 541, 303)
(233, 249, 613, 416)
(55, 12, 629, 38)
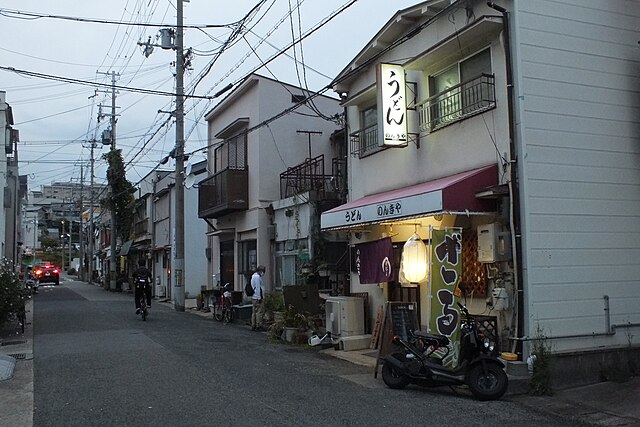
(487, 2, 525, 355)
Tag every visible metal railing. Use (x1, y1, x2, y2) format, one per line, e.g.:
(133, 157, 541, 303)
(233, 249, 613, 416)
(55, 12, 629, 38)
(280, 155, 328, 199)
(349, 123, 382, 158)
(198, 167, 248, 218)
(418, 73, 496, 132)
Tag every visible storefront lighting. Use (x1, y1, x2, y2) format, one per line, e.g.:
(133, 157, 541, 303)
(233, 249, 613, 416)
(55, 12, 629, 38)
(401, 232, 428, 283)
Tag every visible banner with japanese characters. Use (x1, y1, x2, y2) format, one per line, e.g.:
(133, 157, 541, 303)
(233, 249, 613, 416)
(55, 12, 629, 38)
(428, 227, 462, 368)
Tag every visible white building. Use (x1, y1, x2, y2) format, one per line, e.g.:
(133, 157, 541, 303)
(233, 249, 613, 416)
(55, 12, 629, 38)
(1, 91, 21, 265)
(198, 74, 342, 295)
(321, 0, 640, 386)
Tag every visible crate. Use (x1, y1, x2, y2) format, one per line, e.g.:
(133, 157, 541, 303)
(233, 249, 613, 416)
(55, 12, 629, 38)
(474, 315, 499, 352)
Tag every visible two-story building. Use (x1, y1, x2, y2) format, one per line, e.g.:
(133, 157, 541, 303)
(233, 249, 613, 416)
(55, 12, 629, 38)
(321, 0, 640, 384)
(198, 74, 343, 295)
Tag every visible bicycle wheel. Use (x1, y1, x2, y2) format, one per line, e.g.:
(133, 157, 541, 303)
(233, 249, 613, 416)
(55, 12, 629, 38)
(140, 297, 147, 321)
(213, 302, 223, 321)
(223, 302, 232, 324)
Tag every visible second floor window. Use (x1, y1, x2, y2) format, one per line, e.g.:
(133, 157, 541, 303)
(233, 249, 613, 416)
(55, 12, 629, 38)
(427, 48, 494, 129)
(215, 133, 247, 173)
(351, 105, 380, 157)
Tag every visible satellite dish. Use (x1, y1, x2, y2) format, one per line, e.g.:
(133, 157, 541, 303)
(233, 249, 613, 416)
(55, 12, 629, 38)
(185, 174, 196, 189)
(185, 162, 193, 177)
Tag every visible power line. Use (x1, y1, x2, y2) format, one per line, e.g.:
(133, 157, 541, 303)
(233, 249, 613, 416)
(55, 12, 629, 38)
(0, 7, 241, 29)
(0, 65, 220, 99)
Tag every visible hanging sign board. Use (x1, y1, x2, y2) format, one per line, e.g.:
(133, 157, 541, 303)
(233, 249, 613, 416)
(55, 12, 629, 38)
(377, 63, 408, 147)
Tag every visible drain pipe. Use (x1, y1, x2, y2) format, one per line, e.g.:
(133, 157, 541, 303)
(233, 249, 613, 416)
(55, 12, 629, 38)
(509, 295, 640, 342)
(487, 1, 525, 354)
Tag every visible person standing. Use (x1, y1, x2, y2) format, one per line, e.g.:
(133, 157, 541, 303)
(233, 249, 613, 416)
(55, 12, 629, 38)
(250, 265, 266, 331)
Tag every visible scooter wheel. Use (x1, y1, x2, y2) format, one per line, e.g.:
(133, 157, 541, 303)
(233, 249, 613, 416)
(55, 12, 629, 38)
(467, 362, 508, 401)
(381, 354, 411, 389)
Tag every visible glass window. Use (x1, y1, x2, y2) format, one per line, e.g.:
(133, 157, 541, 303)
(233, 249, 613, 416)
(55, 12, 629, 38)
(238, 240, 257, 277)
(428, 48, 493, 128)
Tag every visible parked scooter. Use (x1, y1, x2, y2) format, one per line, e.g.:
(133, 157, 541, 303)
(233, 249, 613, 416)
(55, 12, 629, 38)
(382, 287, 508, 400)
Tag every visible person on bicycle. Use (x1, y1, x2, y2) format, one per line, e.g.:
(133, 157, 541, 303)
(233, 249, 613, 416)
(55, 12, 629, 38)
(133, 258, 152, 314)
(250, 265, 266, 331)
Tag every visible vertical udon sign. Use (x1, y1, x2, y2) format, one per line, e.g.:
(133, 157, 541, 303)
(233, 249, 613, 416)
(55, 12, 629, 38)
(377, 63, 408, 148)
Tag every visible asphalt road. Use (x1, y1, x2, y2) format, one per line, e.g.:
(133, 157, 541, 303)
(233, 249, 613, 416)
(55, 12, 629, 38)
(32, 280, 585, 427)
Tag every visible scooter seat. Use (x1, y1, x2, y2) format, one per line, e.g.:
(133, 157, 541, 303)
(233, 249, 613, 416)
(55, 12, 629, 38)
(412, 330, 450, 347)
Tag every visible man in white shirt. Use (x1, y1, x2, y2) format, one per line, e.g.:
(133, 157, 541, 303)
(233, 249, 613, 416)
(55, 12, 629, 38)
(251, 265, 266, 331)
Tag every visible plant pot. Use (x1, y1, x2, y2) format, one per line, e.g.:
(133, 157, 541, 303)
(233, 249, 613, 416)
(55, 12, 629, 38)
(273, 311, 285, 323)
(283, 327, 297, 342)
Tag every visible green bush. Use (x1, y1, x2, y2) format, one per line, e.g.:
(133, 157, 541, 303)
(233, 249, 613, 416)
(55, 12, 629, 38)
(68, 267, 77, 275)
(0, 259, 28, 327)
(263, 291, 285, 313)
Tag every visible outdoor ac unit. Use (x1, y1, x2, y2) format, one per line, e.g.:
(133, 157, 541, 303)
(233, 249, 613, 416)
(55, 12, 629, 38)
(325, 296, 365, 337)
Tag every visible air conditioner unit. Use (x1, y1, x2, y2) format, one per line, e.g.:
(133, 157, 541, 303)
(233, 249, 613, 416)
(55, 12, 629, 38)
(325, 296, 365, 337)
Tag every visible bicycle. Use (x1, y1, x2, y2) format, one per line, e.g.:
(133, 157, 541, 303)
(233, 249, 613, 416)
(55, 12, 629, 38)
(139, 294, 148, 321)
(136, 283, 150, 321)
(212, 283, 233, 324)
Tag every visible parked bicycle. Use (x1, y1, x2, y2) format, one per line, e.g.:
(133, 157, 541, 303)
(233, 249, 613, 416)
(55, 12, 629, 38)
(212, 283, 233, 324)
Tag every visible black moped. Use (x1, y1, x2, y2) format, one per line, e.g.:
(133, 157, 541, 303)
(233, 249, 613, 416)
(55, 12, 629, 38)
(382, 293, 508, 400)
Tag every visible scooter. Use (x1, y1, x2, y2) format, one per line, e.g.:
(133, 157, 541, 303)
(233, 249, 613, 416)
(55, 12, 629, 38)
(25, 272, 38, 295)
(382, 291, 508, 401)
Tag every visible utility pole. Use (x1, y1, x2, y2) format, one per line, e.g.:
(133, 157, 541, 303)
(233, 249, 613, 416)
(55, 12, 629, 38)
(89, 139, 96, 284)
(79, 163, 85, 281)
(173, 0, 186, 311)
(98, 71, 119, 290)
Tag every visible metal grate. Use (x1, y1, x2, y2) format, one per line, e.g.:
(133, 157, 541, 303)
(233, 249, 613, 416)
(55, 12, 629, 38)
(8, 353, 26, 360)
(461, 230, 487, 297)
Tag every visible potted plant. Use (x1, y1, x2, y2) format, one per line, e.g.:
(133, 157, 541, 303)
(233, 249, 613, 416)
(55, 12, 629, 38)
(196, 293, 204, 310)
(282, 304, 308, 342)
(263, 291, 285, 322)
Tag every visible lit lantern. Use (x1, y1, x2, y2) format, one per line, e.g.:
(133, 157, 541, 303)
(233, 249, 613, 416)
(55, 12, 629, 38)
(401, 233, 428, 283)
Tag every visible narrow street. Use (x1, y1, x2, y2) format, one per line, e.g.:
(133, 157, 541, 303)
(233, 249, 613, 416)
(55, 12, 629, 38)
(30, 279, 577, 427)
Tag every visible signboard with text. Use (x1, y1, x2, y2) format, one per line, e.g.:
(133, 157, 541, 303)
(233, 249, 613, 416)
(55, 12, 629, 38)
(428, 228, 463, 368)
(377, 63, 408, 147)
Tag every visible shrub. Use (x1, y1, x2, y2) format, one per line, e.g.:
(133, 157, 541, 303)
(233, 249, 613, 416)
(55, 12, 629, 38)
(0, 259, 28, 327)
(528, 323, 554, 396)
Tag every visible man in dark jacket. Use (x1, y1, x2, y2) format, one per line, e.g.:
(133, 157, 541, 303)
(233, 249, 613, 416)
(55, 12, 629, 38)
(133, 258, 152, 314)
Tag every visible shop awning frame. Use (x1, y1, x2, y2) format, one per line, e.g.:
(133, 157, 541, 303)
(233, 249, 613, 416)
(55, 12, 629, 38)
(321, 164, 498, 230)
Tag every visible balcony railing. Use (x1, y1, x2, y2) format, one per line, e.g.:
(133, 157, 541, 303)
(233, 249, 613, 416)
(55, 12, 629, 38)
(349, 123, 385, 158)
(198, 168, 248, 219)
(134, 219, 149, 238)
(418, 73, 496, 133)
(280, 155, 329, 199)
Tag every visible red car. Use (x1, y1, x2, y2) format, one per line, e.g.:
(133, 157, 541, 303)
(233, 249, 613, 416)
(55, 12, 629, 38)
(34, 264, 60, 286)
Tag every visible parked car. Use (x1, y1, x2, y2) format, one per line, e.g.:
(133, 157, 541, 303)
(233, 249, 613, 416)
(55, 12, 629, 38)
(34, 263, 60, 286)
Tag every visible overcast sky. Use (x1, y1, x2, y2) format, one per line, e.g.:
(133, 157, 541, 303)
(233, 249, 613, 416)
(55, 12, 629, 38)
(1, 0, 420, 192)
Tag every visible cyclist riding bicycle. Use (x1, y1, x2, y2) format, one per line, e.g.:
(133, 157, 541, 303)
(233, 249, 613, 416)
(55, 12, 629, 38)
(133, 259, 152, 315)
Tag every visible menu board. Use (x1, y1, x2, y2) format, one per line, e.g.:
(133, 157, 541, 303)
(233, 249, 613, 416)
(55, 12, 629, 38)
(373, 302, 419, 378)
(389, 303, 418, 341)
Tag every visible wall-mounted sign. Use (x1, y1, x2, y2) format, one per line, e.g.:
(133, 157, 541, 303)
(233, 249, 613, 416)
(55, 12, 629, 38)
(377, 63, 408, 147)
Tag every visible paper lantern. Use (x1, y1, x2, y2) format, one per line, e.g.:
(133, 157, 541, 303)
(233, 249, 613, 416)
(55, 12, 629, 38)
(401, 233, 428, 283)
